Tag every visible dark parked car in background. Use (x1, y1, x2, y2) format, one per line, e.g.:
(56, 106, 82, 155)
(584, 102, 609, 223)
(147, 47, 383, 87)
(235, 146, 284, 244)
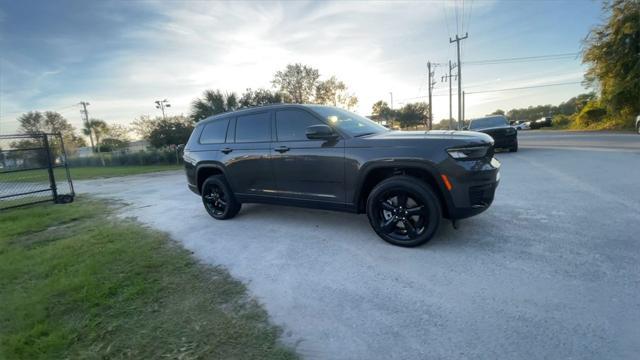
(467, 115, 518, 152)
(183, 104, 500, 247)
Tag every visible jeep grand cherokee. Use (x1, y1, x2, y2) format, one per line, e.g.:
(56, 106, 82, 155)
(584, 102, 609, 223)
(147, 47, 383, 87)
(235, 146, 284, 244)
(184, 104, 500, 247)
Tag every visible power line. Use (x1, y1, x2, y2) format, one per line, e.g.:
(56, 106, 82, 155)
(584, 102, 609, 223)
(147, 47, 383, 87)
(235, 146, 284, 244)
(465, 52, 580, 65)
(465, 0, 475, 34)
(442, 2, 452, 40)
(454, 0, 460, 35)
(465, 81, 583, 95)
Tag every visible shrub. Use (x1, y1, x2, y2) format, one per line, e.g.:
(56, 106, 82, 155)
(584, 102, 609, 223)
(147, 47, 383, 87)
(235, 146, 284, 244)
(552, 114, 573, 129)
(574, 100, 607, 128)
(68, 150, 182, 167)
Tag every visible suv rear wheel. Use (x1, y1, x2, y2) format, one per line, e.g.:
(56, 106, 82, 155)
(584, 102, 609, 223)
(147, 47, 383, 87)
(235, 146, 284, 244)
(366, 176, 441, 247)
(201, 175, 241, 220)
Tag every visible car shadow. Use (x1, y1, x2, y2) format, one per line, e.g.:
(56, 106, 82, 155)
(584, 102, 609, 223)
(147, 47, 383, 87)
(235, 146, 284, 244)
(235, 203, 501, 251)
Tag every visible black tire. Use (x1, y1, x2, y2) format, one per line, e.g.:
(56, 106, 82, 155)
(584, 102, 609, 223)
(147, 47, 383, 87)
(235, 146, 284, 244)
(201, 175, 241, 220)
(366, 175, 441, 247)
(509, 142, 518, 152)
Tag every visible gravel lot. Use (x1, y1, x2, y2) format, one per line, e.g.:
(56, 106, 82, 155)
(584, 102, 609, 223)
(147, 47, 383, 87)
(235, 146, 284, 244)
(76, 133, 640, 359)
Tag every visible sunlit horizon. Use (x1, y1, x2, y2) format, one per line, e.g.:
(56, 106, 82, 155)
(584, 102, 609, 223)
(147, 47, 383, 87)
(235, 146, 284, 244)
(0, 1, 601, 135)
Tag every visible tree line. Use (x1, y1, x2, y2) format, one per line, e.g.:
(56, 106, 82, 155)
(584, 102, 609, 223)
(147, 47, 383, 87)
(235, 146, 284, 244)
(190, 63, 358, 121)
(10, 63, 360, 154)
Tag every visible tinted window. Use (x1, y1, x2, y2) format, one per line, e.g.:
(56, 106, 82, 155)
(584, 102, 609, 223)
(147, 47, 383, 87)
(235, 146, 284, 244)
(469, 116, 509, 130)
(276, 110, 322, 141)
(308, 106, 388, 137)
(199, 119, 229, 144)
(235, 112, 271, 143)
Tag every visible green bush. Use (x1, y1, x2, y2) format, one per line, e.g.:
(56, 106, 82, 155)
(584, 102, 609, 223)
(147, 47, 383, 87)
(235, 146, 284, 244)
(68, 150, 182, 167)
(574, 100, 607, 127)
(552, 114, 573, 129)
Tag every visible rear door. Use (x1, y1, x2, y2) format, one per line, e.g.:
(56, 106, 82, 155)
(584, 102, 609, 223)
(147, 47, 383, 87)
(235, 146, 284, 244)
(223, 111, 276, 196)
(271, 108, 345, 203)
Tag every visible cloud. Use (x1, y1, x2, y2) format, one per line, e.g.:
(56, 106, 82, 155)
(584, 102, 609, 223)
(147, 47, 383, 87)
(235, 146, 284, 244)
(1, 0, 598, 133)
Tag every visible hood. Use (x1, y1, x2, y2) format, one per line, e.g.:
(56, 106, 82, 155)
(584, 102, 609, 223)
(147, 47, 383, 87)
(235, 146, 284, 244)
(366, 130, 494, 144)
(472, 125, 513, 132)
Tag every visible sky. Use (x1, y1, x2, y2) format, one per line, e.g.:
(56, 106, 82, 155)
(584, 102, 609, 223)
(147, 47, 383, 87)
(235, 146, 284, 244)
(0, 0, 604, 135)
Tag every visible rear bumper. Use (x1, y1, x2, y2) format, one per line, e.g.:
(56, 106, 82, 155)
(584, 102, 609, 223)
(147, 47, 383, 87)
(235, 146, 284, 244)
(440, 157, 500, 219)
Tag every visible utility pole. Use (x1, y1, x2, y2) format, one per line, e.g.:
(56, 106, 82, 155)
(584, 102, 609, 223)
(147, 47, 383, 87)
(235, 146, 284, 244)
(427, 61, 437, 130)
(79, 101, 95, 152)
(389, 92, 393, 110)
(462, 91, 466, 127)
(450, 32, 468, 130)
(155, 99, 171, 120)
(442, 60, 458, 130)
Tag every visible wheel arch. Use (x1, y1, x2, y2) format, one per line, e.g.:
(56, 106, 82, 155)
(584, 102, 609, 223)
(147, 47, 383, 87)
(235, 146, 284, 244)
(354, 161, 452, 218)
(195, 162, 227, 193)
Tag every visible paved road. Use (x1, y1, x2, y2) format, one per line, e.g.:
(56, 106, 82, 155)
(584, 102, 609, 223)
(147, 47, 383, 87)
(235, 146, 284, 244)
(519, 130, 640, 150)
(76, 133, 640, 359)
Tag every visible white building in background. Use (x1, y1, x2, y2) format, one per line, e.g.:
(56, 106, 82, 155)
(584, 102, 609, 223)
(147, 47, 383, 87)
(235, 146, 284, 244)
(126, 140, 149, 152)
(76, 147, 93, 158)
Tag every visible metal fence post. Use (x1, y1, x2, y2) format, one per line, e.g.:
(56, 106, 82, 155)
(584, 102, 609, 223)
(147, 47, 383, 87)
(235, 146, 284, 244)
(42, 134, 58, 202)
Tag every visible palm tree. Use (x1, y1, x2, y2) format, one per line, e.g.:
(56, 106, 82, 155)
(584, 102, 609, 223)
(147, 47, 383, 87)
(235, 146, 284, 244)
(190, 90, 239, 122)
(82, 119, 108, 166)
(82, 119, 108, 153)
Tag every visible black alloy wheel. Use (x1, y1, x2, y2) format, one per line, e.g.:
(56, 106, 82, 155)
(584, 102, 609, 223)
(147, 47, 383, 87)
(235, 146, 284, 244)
(367, 176, 441, 247)
(201, 175, 241, 220)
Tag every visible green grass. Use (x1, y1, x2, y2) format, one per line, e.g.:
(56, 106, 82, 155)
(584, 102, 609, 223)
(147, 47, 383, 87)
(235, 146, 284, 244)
(1, 165, 183, 183)
(0, 199, 297, 360)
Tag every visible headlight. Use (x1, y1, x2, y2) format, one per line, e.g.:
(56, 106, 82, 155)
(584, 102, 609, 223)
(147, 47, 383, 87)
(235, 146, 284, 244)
(446, 146, 489, 160)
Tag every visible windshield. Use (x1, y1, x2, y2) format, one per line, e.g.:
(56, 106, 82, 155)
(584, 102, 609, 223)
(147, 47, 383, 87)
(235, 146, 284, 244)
(469, 116, 509, 130)
(308, 106, 388, 137)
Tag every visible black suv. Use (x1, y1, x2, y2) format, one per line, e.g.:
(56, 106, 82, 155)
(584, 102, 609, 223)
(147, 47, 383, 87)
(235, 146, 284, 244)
(184, 104, 500, 247)
(467, 115, 518, 152)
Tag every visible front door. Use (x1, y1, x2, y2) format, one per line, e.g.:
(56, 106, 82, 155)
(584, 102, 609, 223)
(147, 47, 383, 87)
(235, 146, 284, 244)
(271, 108, 345, 203)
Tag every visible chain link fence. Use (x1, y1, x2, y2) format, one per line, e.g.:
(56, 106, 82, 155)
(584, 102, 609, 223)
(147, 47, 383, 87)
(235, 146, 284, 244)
(0, 133, 75, 210)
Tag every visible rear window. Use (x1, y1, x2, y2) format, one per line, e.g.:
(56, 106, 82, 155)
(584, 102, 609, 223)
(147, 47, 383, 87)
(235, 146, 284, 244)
(199, 119, 230, 144)
(235, 112, 271, 143)
(469, 116, 508, 130)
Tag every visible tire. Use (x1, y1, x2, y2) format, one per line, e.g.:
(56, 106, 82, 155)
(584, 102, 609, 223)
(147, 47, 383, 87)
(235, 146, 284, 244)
(509, 142, 518, 152)
(366, 175, 441, 247)
(201, 175, 241, 220)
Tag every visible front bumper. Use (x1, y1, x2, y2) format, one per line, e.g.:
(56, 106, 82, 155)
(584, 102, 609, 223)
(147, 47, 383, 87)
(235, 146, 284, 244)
(188, 183, 200, 195)
(493, 134, 517, 149)
(440, 157, 500, 219)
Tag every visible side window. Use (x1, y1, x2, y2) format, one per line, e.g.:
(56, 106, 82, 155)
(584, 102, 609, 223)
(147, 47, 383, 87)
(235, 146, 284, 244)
(199, 119, 229, 144)
(276, 109, 322, 141)
(235, 112, 271, 143)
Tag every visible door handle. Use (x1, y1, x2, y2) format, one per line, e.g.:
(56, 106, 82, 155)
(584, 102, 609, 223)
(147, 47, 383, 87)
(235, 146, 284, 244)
(221, 147, 233, 154)
(274, 146, 290, 153)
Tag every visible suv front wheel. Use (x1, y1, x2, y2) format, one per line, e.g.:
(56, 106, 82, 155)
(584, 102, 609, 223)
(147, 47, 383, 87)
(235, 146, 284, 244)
(366, 176, 441, 247)
(201, 175, 241, 220)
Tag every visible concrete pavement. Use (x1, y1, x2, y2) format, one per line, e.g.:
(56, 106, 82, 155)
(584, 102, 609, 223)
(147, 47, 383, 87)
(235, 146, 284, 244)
(519, 130, 640, 150)
(75, 133, 640, 359)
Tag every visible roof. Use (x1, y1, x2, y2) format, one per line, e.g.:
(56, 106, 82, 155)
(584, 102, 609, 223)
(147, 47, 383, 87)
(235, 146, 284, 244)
(197, 104, 336, 124)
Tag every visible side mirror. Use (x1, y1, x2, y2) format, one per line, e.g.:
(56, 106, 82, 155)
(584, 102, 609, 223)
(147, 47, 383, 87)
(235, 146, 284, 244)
(306, 124, 337, 140)
(463, 126, 469, 130)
